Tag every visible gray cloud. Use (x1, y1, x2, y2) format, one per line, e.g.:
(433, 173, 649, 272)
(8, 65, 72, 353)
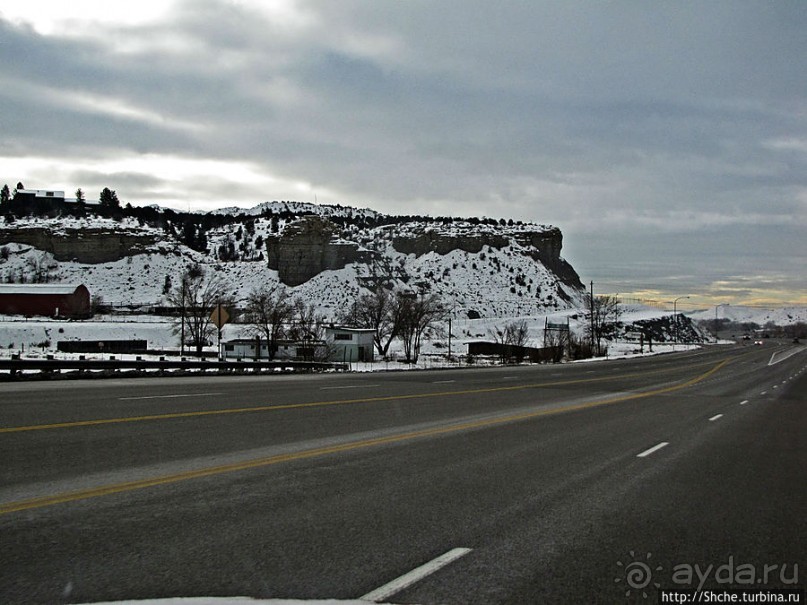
(0, 1, 805, 303)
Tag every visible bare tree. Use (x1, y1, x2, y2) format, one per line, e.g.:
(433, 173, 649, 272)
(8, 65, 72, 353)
(488, 319, 530, 363)
(487, 324, 511, 364)
(167, 264, 229, 355)
(783, 322, 806, 340)
(243, 283, 293, 359)
(584, 294, 621, 356)
(397, 291, 445, 364)
(506, 319, 530, 362)
(90, 294, 106, 317)
(288, 299, 327, 360)
(340, 286, 403, 356)
(542, 325, 568, 363)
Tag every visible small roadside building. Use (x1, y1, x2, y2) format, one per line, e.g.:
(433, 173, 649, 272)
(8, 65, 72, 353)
(324, 326, 375, 363)
(466, 340, 563, 363)
(0, 283, 91, 318)
(222, 338, 327, 361)
(222, 339, 271, 360)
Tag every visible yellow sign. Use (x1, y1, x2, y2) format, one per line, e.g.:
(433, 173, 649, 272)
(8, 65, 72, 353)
(210, 304, 230, 329)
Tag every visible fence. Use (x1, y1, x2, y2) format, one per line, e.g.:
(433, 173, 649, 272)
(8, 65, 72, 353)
(0, 357, 347, 379)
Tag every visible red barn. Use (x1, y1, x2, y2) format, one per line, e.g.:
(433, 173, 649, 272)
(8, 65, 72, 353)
(0, 284, 91, 318)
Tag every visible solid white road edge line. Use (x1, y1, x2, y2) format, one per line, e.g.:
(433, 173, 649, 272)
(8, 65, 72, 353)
(637, 442, 669, 458)
(709, 414, 723, 422)
(360, 547, 472, 602)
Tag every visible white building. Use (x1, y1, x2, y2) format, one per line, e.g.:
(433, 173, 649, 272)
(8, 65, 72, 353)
(222, 338, 326, 361)
(15, 189, 67, 202)
(324, 326, 375, 362)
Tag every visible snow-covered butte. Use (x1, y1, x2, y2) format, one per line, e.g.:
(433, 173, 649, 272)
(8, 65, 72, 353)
(0, 201, 585, 319)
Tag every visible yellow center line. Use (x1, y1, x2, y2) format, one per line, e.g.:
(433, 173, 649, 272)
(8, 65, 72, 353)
(1, 358, 725, 434)
(0, 358, 730, 515)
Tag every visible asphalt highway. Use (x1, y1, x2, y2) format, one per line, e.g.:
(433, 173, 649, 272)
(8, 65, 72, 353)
(1, 343, 805, 604)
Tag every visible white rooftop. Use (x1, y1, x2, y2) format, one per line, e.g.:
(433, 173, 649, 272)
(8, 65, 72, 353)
(17, 189, 66, 198)
(0, 283, 85, 295)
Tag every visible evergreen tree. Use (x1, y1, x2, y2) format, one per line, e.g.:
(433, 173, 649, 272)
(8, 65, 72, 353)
(99, 187, 120, 208)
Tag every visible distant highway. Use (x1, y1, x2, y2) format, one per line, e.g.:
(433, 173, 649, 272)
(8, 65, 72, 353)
(1, 343, 805, 603)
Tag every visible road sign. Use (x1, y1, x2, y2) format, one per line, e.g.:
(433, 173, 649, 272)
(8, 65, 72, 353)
(210, 304, 230, 329)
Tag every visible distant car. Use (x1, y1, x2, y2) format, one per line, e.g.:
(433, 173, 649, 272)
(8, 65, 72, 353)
(754, 340, 764, 346)
(794, 338, 801, 344)
(742, 335, 751, 341)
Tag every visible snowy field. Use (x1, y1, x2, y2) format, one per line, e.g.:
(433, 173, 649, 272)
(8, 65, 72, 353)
(690, 305, 807, 326)
(0, 306, 710, 368)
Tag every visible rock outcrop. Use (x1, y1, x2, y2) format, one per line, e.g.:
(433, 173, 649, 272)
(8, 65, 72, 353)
(0, 203, 586, 315)
(265, 215, 371, 286)
(264, 216, 584, 290)
(514, 229, 584, 289)
(0, 228, 159, 264)
(392, 226, 583, 289)
(391, 230, 509, 256)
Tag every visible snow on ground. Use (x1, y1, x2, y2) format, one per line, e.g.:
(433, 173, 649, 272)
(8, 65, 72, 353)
(8, 215, 162, 235)
(0, 304, 708, 366)
(689, 305, 807, 326)
(1, 206, 582, 319)
(0, 315, 179, 356)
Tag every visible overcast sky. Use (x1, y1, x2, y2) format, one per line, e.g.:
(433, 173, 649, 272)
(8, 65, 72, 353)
(1, 1, 805, 307)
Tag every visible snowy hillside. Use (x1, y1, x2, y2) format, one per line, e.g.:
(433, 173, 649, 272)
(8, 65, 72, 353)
(0, 202, 583, 320)
(690, 305, 807, 327)
(210, 200, 384, 221)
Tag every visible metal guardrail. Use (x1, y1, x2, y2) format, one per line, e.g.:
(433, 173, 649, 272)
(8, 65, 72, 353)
(0, 358, 348, 378)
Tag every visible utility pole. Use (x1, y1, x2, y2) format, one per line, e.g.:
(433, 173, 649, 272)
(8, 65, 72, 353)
(447, 316, 452, 363)
(180, 286, 186, 357)
(217, 299, 222, 361)
(590, 280, 595, 357)
(673, 295, 690, 349)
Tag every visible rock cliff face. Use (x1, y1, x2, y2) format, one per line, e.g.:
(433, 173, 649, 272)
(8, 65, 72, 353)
(513, 229, 584, 289)
(0, 228, 159, 264)
(0, 203, 586, 315)
(265, 215, 371, 286)
(265, 216, 584, 290)
(392, 230, 509, 255)
(392, 226, 583, 289)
